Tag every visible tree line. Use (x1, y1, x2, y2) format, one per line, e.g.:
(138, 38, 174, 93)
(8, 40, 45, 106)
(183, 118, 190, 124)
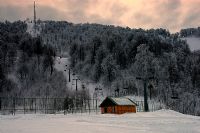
(0, 21, 68, 98)
(40, 21, 200, 115)
(180, 27, 200, 37)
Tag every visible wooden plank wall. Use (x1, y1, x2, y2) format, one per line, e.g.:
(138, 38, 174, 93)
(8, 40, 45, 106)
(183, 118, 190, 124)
(101, 105, 136, 114)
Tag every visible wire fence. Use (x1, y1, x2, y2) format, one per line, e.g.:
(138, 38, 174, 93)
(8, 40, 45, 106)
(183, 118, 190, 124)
(0, 97, 163, 115)
(135, 100, 164, 112)
(0, 97, 100, 115)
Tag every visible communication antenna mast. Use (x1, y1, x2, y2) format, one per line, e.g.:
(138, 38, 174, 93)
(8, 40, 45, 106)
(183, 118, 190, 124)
(34, 1, 36, 26)
(33, 1, 37, 36)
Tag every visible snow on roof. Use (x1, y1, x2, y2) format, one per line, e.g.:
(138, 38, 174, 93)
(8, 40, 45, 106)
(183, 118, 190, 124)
(109, 97, 137, 106)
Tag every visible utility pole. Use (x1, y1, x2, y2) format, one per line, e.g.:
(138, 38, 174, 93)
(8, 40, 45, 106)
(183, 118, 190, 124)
(136, 77, 154, 112)
(68, 69, 71, 82)
(73, 78, 80, 111)
(64, 65, 71, 82)
(73, 78, 80, 91)
(148, 84, 153, 100)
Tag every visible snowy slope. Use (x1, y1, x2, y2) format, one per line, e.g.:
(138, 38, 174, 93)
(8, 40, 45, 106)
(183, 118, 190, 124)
(26, 20, 42, 37)
(54, 56, 75, 91)
(26, 21, 34, 36)
(0, 110, 200, 133)
(54, 56, 105, 99)
(182, 37, 200, 51)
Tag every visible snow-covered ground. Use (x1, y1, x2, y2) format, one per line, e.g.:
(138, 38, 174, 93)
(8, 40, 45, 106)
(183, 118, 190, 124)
(0, 110, 199, 133)
(26, 21, 34, 36)
(182, 37, 200, 51)
(26, 20, 42, 37)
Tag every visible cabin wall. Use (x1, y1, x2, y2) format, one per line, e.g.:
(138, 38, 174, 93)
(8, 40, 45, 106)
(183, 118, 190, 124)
(101, 105, 136, 114)
(115, 105, 136, 114)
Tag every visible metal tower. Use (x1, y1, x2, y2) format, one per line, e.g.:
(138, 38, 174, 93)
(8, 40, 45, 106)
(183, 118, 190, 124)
(34, 1, 36, 25)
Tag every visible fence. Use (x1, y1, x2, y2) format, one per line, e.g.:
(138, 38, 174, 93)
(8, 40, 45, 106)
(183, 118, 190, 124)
(0, 97, 100, 115)
(135, 100, 164, 112)
(0, 97, 163, 115)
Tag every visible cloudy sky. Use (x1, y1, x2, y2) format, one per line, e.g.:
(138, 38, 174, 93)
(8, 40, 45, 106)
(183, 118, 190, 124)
(0, 0, 199, 32)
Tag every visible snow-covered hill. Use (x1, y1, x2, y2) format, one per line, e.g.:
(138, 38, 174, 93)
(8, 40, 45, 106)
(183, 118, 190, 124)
(182, 37, 200, 51)
(0, 110, 199, 133)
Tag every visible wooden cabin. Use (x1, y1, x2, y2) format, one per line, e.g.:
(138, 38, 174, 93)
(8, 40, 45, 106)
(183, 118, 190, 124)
(99, 97, 137, 114)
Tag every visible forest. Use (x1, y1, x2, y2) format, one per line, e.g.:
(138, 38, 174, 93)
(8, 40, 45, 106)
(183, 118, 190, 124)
(180, 27, 200, 37)
(0, 21, 68, 98)
(0, 21, 200, 115)
(41, 21, 200, 115)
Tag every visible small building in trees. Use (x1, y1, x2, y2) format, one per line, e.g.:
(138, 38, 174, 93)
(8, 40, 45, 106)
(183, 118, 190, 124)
(99, 97, 137, 114)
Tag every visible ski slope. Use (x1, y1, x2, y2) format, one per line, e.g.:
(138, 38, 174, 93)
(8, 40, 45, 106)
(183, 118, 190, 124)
(26, 21, 34, 36)
(54, 56, 105, 98)
(0, 110, 199, 133)
(26, 19, 42, 37)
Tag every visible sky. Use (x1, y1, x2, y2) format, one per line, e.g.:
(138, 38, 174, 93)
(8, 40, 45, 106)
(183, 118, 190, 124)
(0, 0, 200, 32)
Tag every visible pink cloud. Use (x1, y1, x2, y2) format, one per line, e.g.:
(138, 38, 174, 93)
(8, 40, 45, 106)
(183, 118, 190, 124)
(0, 0, 200, 32)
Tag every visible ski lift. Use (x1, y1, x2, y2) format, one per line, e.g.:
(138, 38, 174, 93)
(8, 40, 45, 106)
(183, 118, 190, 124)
(95, 88, 98, 91)
(95, 87, 103, 97)
(82, 84, 85, 90)
(115, 88, 120, 97)
(100, 92, 104, 96)
(123, 87, 128, 96)
(72, 72, 76, 76)
(171, 89, 179, 99)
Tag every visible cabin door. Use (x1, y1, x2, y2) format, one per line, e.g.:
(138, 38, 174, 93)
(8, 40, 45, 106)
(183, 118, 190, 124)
(104, 107, 107, 113)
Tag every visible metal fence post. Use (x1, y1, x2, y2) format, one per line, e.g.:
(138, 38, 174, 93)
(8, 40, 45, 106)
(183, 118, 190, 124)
(0, 97, 1, 111)
(35, 98, 37, 114)
(13, 98, 15, 115)
(45, 98, 47, 114)
(96, 99, 97, 114)
(24, 98, 25, 114)
(88, 99, 90, 114)
(54, 98, 56, 115)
